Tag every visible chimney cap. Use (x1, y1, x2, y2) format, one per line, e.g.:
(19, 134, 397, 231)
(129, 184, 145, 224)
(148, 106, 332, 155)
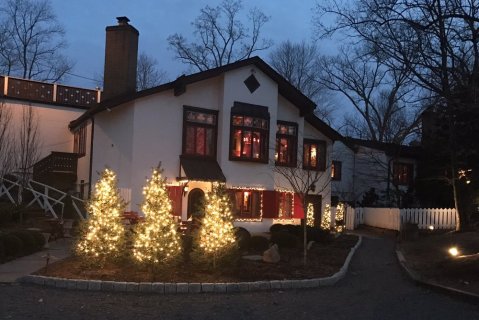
(116, 16, 130, 25)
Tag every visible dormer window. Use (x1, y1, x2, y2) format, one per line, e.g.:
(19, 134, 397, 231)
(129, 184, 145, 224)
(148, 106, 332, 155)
(182, 106, 218, 158)
(230, 102, 270, 163)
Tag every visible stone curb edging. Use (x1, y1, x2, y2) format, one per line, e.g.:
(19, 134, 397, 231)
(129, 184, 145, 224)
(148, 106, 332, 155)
(396, 248, 479, 302)
(17, 236, 362, 294)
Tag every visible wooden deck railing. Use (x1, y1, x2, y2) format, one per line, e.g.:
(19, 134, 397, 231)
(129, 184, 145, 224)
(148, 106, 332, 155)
(33, 152, 78, 181)
(1, 75, 100, 108)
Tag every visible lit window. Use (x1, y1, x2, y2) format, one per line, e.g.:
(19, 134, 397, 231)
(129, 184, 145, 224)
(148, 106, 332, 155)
(393, 162, 413, 185)
(331, 161, 342, 181)
(303, 139, 326, 170)
(73, 124, 87, 157)
(183, 107, 217, 158)
(231, 190, 261, 219)
(277, 192, 293, 219)
(275, 122, 297, 166)
(230, 115, 269, 162)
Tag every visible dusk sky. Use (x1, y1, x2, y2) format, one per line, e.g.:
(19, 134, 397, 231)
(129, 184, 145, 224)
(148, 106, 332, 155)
(48, 0, 329, 89)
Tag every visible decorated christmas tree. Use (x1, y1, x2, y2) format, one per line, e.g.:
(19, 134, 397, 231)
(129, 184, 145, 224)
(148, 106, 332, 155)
(133, 166, 181, 265)
(77, 168, 125, 263)
(306, 202, 315, 227)
(335, 202, 345, 233)
(320, 204, 331, 231)
(197, 183, 236, 267)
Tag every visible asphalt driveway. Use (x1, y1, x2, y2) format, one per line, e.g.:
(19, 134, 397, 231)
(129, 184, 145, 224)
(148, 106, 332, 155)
(1, 229, 478, 320)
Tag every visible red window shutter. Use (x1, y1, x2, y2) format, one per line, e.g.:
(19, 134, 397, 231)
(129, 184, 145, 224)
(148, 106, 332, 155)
(293, 193, 304, 219)
(262, 190, 278, 218)
(167, 186, 182, 216)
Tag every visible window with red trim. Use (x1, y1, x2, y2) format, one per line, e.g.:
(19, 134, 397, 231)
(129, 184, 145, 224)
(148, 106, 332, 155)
(393, 162, 413, 185)
(230, 115, 269, 162)
(331, 161, 342, 181)
(275, 121, 297, 166)
(182, 106, 217, 158)
(277, 192, 293, 219)
(303, 139, 326, 170)
(230, 190, 261, 219)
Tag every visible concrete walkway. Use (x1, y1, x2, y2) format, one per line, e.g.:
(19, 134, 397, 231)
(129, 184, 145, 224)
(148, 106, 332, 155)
(0, 239, 73, 283)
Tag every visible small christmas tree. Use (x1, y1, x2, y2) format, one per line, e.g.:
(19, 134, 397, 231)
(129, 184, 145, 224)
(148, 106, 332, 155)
(335, 202, 345, 233)
(306, 202, 315, 227)
(133, 166, 181, 265)
(197, 183, 236, 268)
(320, 204, 331, 231)
(77, 168, 125, 263)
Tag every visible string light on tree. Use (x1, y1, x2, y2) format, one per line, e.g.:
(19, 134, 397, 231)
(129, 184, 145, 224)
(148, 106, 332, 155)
(198, 183, 237, 268)
(133, 166, 181, 265)
(335, 202, 345, 233)
(77, 168, 126, 263)
(307, 203, 315, 227)
(321, 204, 331, 231)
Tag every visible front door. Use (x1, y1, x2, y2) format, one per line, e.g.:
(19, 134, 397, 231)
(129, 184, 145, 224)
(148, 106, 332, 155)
(187, 188, 205, 221)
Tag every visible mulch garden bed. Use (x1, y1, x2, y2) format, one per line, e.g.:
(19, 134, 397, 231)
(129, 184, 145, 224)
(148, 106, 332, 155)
(35, 234, 358, 283)
(399, 231, 479, 295)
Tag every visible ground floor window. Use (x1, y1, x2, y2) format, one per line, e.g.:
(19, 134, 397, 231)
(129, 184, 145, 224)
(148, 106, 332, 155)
(277, 192, 293, 219)
(230, 189, 261, 220)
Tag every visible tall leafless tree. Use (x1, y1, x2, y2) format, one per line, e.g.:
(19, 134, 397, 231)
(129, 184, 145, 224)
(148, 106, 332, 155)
(314, 0, 479, 230)
(167, 0, 272, 72)
(136, 52, 168, 91)
(0, 0, 73, 82)
(16, 106, 40, 186)
(269, 40, 336, 124)
(317, 46, 422, 144)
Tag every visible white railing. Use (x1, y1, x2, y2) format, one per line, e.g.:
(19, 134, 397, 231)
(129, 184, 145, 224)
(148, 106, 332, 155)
(345, 207, 457, 231)
(0, 177, 86, 220)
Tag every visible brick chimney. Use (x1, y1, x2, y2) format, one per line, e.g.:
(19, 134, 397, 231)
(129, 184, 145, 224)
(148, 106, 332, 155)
(103, 16, 139, 100)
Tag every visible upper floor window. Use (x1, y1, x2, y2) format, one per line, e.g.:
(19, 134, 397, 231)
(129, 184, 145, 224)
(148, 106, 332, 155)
(331, 161, 342, 181)
(393, 162, 413, 185)
(277, 192, 293, 219)
(275, 121, 298, 167)
(230, 102, 269, 163)
(231, 189, 262, 220)
(73, 124, 87, 157)
(303, 139, 326, 170)
(183, 106, 218, 158)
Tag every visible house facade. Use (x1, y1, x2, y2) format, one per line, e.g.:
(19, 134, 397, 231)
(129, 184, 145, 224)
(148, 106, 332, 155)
(67, 17, 338, 232)
(331, 138, 420, 207)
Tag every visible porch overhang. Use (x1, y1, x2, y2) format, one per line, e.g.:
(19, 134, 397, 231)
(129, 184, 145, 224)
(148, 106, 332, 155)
(179, 156, 226, 182)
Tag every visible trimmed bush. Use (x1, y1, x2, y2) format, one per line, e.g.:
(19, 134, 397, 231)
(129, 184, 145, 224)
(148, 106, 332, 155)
(0, 203, 15, 225)
(247, 235, 269, 252)
(234, 227, 251, 251)
(10, 231, 37, 254)
(1, 234, 23, 257)
(306, 226, 332, 243)
(28, 230, 46, 250)
(269, 224, 287, 233)
(284, 224, 302, 236)
(270, 231, 298, 249)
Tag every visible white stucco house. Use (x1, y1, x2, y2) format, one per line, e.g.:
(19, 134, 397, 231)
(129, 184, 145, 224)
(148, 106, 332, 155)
(65, 17, 342, 232)
(331, 137, 420, 207)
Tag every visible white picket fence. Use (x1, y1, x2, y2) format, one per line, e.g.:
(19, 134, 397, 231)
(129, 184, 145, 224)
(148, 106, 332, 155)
(345, 207, 457, 231)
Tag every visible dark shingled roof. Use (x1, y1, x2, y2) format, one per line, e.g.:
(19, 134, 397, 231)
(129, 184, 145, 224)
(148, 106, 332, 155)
(180, 156, 226, 182)
(69, 56, 316, 130)
(343, 137, 422, 158)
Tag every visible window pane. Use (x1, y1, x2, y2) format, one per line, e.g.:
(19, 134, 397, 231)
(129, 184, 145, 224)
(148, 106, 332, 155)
(251, 192, 260, 218)
(205, 128, 214, 156)
(196, 127, 205, 155)
(243, 191, 251, 213)
(244, 117, 253, 127)
(232, 129, 242, 157)
(288, 126, 296, 135)
(185, 126, 195, 154)
(303, 143, 310, 167)
(252, 132, 261, 159)
(233, 115, 243, 126)
(262, 119, 268, 129)
(242, 131, 252, 157)
(278, 137, 289, 163)
(310, 144, 317, 167)
(234, 192, 242, 214)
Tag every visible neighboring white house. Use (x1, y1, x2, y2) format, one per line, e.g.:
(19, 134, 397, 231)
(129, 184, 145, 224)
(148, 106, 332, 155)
(331, 138, 421, 207)
(69, 17, 341, 232)
(0, 75, 99, 197)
